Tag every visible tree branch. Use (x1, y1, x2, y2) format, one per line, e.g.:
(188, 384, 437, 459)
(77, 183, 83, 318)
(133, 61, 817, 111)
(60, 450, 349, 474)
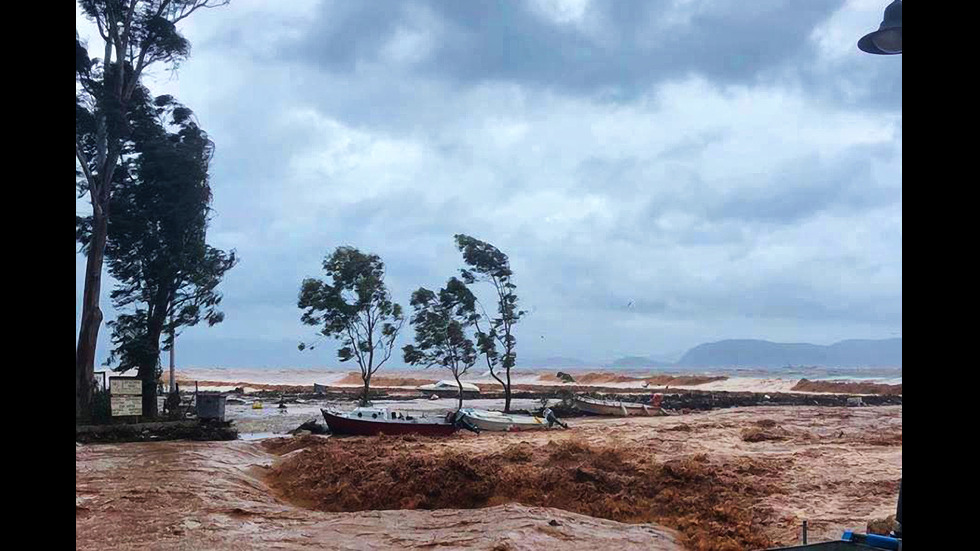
(75, 141, 97, 194)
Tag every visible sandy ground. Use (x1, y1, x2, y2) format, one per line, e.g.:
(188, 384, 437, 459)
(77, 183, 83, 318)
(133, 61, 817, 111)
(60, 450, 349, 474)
(76, 405, 900, 550)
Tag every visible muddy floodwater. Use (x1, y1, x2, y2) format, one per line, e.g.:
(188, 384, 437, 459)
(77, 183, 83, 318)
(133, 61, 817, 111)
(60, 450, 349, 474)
(76, 405, 901, 550)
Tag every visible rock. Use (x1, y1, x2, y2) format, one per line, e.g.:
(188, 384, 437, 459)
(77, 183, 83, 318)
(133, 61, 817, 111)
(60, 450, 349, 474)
(549, 519, 561, 527)
(867, 514, 897, 535)
(290, 420, 329, 435)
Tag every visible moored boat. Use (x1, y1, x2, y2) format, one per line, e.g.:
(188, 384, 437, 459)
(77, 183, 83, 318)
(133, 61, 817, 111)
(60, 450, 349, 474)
(416, 380, 481, 398)
(458, 408, 561, 432)
(572, 395, 665, 417)
(320, 407, 458, 436)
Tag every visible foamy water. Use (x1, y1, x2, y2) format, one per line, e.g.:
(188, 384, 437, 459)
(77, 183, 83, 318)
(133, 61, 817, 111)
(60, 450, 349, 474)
(174, 365, 900, 394)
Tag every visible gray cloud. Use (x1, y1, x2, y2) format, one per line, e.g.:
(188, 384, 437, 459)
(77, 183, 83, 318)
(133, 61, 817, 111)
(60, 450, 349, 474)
(76, 0, 902, 368)
(288, 1, 846, 98)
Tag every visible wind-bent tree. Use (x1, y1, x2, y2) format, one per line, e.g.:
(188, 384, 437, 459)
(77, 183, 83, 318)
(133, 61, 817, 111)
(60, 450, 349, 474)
(403, 278, 479, 410)
(298, 247, 404, 406)
(454, 234, 525, 412)
(76, 0, 230, 420)
(78, 89, 237, 417)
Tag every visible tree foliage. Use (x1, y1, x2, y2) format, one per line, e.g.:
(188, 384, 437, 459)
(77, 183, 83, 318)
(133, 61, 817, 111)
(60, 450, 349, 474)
(75, 0, 231, 420)
(298, 247, 404, 406)
(454, 234, 525, 412)
(403, 278, 479, 409)
(76, 0, 230, 207)
(78, 86, 237, 416)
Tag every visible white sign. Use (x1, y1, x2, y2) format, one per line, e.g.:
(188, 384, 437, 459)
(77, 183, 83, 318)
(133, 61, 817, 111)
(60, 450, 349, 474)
(110, 378, 142, 395)
(111, 395, 142, 416)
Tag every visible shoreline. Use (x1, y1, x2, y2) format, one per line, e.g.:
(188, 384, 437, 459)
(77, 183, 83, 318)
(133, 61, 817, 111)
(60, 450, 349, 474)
(172, 368, 902, 397)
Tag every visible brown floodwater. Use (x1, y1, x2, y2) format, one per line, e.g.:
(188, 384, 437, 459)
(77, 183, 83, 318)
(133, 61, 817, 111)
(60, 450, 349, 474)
(76, 405, 901, 550)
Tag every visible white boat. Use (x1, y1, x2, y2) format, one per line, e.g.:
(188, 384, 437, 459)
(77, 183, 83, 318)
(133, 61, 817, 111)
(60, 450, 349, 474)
(417, 380, 481, 398)
(458, 408, 562, 432)
(572, 395, 665, 417)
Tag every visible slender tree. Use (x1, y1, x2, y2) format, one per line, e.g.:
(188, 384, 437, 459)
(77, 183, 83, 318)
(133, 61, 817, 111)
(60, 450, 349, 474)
(78, 89, 237, 417)
(76, 0, 230, 420)
(454, 234, 525, 412)
(403, 278, 479, 410)
(298, 247, 404, 406)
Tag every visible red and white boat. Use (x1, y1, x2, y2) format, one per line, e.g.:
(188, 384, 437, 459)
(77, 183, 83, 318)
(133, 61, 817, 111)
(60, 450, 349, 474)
(320, 407, 458, 436)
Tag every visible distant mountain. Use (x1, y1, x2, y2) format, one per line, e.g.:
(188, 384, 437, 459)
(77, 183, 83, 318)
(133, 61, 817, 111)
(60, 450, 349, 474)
(522, 356, 591, 368)
(675, 338, 901, 368)
(607, 356, 674, 368)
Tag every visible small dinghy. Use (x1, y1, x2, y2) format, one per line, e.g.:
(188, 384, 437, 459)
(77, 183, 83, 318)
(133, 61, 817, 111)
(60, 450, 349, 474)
(320, 407, 458, 436)
(458, 408, 566, 432)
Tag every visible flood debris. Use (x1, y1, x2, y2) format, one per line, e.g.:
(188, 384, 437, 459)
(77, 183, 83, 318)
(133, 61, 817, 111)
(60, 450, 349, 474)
(792, 378, 902, 395)
(740, 426, 788, 442)
(264, 435, 780, 550)
(75, 419, 237, 444)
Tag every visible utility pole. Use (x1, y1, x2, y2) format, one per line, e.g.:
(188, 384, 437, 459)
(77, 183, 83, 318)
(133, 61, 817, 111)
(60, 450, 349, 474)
(169, 313, 176, 393)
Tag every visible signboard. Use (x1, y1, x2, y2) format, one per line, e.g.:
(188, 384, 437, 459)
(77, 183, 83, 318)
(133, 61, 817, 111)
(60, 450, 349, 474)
(110, 377, 142, 395)
(111, 395, 142, 416)
(110, 376, 142, 417)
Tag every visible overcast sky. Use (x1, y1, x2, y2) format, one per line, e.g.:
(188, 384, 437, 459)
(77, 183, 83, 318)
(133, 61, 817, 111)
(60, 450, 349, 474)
(76, 0, 902, 368)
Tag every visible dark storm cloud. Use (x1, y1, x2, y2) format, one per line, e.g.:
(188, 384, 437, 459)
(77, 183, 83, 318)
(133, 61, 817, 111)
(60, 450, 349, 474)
(289, 0, 845, 98)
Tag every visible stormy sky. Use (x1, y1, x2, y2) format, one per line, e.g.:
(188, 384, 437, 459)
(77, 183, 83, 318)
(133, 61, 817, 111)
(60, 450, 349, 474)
(75, 0, 902, 368)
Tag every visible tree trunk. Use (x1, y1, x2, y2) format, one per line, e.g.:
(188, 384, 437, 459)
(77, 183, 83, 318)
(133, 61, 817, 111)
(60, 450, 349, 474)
(140, 378, 158, 419)
(76, 212, 108, 421)
(504, 368, 512, 413)
(490, 371, 507, 407)
(137, 319, 166, 418)
(454, 372, 463, 410)
(361, 374, 371, 406)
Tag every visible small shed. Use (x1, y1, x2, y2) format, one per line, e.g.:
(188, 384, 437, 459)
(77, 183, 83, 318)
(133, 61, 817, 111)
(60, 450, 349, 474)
(196, 392, 227, 420)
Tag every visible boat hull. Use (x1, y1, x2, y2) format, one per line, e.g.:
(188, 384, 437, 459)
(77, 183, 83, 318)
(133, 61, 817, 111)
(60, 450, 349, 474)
(416, 389, 481, 399)
(573, 397, 664, 417)
(321, 408, 457, 437)
(459, 409, 551, 432)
